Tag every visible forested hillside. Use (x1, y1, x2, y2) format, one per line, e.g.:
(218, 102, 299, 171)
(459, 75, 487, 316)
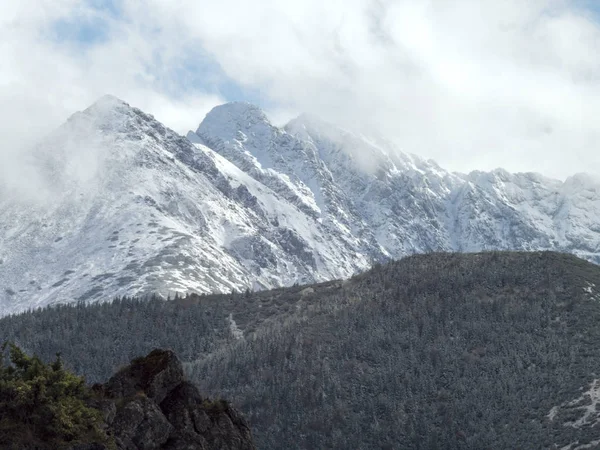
(3, 252, 600, 448)
(0, 345, 255, 449)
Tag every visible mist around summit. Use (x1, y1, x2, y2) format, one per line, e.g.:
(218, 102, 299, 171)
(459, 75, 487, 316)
(1, 96, 600, 315)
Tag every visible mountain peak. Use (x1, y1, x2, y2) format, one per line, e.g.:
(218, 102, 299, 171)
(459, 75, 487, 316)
(4, 95, 600, 318)
(83, 94, 129, 115)
(287, 111, 328, 126)
(64, 95, 133, 132)
(202, 102, 269, 124)
(285, 112, 342, 139)
(218, 101, 266, 113)
(94, 93, 127, 106)
(196, 102, 271, 141)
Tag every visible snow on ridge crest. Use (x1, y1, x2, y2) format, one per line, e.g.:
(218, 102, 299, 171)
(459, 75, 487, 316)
(194, 99, 600, 262)
(197, 102, 271, 140)
(2, 96, 600, 315)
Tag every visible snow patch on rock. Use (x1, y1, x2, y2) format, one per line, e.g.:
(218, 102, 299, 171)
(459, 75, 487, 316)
(2, 96, 600, 315)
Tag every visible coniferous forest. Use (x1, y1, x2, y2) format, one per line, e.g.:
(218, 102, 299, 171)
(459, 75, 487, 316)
(3, 251, 600, 449)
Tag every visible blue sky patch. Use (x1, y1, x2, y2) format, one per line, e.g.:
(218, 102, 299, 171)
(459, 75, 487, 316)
(49, 0, 123, 46)
(161, 49, 272, 106)
(51, 14, 111, 46)
(47, 0, 269, 107)
(576, 0, 600, 19)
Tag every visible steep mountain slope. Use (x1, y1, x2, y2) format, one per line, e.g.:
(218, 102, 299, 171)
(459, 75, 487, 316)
(2, 96, 600, 314)
(193, 105, 600, 261)
(192, 103, 386, 259)
(0, 97, 368, 315)
(3, 252, 600, 449)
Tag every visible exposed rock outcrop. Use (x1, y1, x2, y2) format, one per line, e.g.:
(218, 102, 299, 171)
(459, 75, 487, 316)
(104, 349, 184, 404)
(160, 382, 254, 450)
(6, 97, 600, 318)
(91, 349, 255, 450)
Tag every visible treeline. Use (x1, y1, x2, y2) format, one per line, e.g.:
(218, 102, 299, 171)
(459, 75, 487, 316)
(2, 252, 600, 448)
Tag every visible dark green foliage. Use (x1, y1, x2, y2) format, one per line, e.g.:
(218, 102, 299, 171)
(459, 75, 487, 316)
(0, 294, 232, 383)
(3, 251, 600, 448)
(0, 344, 113, 449)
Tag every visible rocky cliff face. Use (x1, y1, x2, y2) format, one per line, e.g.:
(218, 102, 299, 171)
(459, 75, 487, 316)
(88, 349, 255, 450)
(196, 104, 600, 262)
(1, 96, 600, 315)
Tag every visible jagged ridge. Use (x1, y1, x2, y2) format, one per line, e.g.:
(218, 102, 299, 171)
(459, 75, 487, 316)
(1, 96, 600, 315)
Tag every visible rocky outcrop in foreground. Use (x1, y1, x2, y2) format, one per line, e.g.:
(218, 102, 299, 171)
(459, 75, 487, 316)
(88, 349, 255, 450)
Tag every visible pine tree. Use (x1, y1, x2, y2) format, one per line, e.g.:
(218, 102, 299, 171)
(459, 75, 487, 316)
(0, 343, 114, 449)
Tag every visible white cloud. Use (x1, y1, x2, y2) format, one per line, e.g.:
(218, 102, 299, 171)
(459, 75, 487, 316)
(138, 0, 600, 179)
(2, 0, 600, 180)
(0, 0, 223, 196)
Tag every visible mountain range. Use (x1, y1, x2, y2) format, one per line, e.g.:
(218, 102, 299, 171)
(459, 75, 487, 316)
(1, 95, 600, 315)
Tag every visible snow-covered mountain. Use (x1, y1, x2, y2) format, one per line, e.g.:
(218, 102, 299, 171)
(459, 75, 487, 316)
(1, 95, 599, 315)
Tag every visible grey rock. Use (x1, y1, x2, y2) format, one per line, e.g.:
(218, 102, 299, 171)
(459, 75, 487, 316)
(97, 349, 256, 450)
(104, 349, 183, 404)
(87, 390, 117, 426)
(111, 395, 173, 449)
(162, 432, 208, 450)
(4, 97, 600, 316)
(68, 445, 110, 450)
(159, 381, 255, 450)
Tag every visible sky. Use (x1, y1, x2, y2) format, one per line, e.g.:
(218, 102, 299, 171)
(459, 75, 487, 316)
(2, 0, 600, 180)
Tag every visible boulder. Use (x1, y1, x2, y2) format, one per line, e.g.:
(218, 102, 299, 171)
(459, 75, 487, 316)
(160, 382, 205, 432)
(111, 395, 173, 449)
(104, 349, 184, 403)
(99, 349, 256, 450)
(162, 432, 209, 450)
(0, 348, 254, 450)
(68, 445, 110, 450)
(160, 382, 254, 450)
